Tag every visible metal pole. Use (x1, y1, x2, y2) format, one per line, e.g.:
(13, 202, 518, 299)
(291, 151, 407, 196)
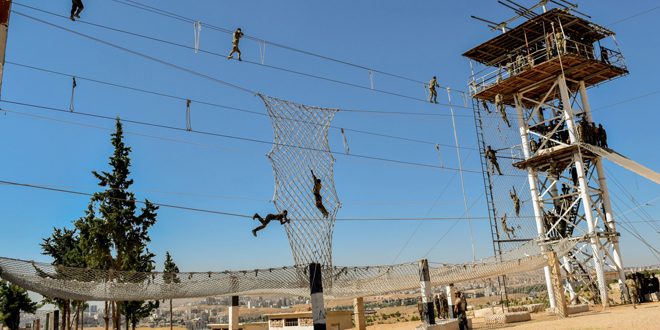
(558, 75, 609, 307)
(513, 93, 557, 309)
(578, 80, 628, 302)
(418, 259, 435, 325)
(228, 296, 239, 330)
(309, 263, 326, 330)
(0, 0, 12, 98)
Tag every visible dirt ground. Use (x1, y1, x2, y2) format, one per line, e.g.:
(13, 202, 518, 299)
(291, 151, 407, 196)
(356, 301, 660, 329)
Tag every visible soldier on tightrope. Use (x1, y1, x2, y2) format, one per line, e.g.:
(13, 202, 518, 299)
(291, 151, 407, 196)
(70, 0, 84, 21)
(429, 76, 439, 104)
(228, 28, 245, 61)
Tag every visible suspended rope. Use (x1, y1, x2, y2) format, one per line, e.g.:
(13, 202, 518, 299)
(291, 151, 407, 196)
(185, 99, 192, 131)
(69, 76, 77, 112)
(368, 70, 374, 90)
(341, 128, 350, 155)
(447, 87, 476, 261)
(258, 39, 266, 65)
(0, 239, 577, 301)
(435, 144, 443, 167)
(259, 95, 341, 268)
(193, 20, 202, 53)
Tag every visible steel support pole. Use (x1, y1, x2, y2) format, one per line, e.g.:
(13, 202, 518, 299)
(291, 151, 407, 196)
(228, 296, 239, 330)
(309, 263, 326, 330)
(419, 259, 436, 325)
(513, 93, 557, 309)
(578, 80, 628, 301)
(558, 76, 609, 307)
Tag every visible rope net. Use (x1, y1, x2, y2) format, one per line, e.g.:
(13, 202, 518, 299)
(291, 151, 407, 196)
(259, 94, 341, 268)
(0, 239, 576, 301)
(473, 100, 539, 252)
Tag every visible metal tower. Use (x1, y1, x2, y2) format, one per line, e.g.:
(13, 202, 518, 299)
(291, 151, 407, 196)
(464, 3, 629, 308)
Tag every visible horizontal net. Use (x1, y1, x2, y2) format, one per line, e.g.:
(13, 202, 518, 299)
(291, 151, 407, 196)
(0, 239, 576, 301)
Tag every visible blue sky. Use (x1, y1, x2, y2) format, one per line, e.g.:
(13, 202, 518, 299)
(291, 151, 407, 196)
(0, 0, 658, 272)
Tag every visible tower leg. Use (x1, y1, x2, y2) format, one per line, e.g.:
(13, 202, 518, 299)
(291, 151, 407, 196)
(579, 81, 628, 303)
(513, 93, 557, 310)
(558, 76, 609, 307)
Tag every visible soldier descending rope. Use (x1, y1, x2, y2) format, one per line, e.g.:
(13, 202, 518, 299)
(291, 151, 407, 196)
(251, 210, 289, 237)
(485, 145, 503, 176)
(311, 170, 329, 218)
(510, 186, 521, 217)
(501, 213, 516, 239)
(495, 94, 511, 127)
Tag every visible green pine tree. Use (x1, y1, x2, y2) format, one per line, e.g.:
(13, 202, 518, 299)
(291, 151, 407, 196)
(163, 252, 180, 330)
(0, 281, 38, 330)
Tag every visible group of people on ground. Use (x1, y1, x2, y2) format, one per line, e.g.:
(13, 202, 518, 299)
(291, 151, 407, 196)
(251, 169, 329, 237)
(625, 272, 660, 308)
(416, 291, 468, 329)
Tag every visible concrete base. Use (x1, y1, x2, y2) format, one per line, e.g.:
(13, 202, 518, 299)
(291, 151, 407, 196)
(646, 293, 660, 302)
(508, 303, 545, 313)
(567, 304, 589, 314)
(484, 311, 531, 325)
(415, 319, 472, 330)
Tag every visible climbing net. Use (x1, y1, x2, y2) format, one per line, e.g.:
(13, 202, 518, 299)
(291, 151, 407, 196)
(259, 95, 341, 268)
(473, 99, 539, 252)
(0, 239, 576, 301)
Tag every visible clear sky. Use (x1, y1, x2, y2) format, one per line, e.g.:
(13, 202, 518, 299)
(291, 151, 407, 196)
(0, 0, 658, 272)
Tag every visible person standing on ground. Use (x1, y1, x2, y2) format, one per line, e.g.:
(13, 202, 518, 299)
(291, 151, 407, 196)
(70, 0, 84, 21)
(626, 275, 638, 308)
(454, 291, 468, 330)
(228, 28, 245, 61)
(429, 76, 439, 104)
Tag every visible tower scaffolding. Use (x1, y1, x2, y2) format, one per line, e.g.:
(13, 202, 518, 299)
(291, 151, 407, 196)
(464, 5, 631, 308)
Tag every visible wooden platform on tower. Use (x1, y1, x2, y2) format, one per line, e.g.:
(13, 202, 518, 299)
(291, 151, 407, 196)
(464, 8, 628, 106)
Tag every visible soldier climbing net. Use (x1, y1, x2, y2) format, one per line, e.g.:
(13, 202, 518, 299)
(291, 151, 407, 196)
(259, 94, 341, 268)
(0, 239, 576, 301)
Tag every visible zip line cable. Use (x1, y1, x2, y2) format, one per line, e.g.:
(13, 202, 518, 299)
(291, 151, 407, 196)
(108, 0, 464, 93)
(13, 4, 472, 110)
(0, 178, 501, 222)
(1, 100, 490, 174)
(4, 108, 491, 208)
(12, 11, 256, 94)
(5, 61, 477, 151)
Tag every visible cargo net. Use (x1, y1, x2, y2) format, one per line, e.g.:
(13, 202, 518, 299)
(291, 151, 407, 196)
(473, 99, 538, 251)
(259, 94, 341, 268)
(0, 239, 576, 301)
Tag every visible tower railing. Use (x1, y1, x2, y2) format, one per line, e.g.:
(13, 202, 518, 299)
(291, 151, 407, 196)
(470, 39, 627, 96)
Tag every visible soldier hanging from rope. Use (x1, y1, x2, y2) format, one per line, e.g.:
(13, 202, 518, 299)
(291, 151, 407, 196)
(495, 94, 511, 127)
(70, 0, 84, 21)
(251, 210, 289, 237)
(311, 170, 329, 218)
(510, 187, 521, 217)
(481, 99, 491, 113)
(428, 76, 439, 104)
(485, 145, 503, 176)
(227, 28, 244, 61)
(501, 213, 516, 239)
